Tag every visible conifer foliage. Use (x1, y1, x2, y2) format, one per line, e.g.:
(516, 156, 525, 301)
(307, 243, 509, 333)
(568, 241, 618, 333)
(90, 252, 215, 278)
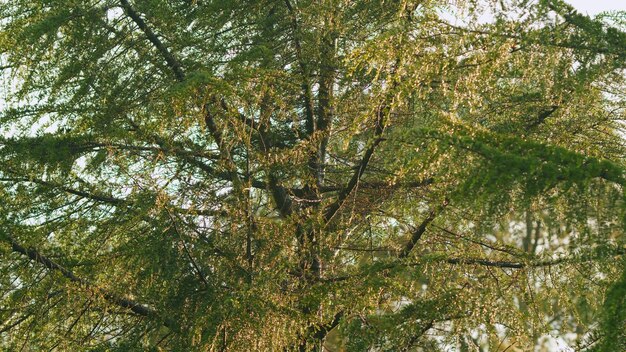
(0, 0, 625, 350)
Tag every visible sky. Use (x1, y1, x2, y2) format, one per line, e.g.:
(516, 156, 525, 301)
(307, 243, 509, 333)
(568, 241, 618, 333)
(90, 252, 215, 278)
(565, 0, 625, 15)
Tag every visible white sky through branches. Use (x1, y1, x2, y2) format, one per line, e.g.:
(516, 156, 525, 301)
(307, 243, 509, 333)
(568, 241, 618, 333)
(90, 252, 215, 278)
(565, 0, 625, 15)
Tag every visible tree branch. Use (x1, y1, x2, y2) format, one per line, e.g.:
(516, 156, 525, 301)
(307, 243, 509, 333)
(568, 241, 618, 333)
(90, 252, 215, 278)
(119, 0, 185, 81)
(284, 0, 315, 137)
(312, 178, 433, 194)
(118, 1, 234, 168)
(4, 234, 179, 331)
(323, 103, 389, 223)
(297, 310, 344, 352)
(323, 247, 626, 283)
(399, 199, 448, 259)
(0, 177, 125, 205)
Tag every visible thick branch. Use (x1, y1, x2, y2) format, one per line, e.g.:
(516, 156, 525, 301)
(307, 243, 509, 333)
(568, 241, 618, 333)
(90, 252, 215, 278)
(314, 17, 337, 188)
(399, 199, 448, 259)
(527, 105, 559, 129)
(118, 1, 236, 170)
(311, 310, 343, 341)
(297, 310, 344, 352)
(119, 0, 185, 81)
(284, 0, 315, 136)
(323, 103, 388, 222)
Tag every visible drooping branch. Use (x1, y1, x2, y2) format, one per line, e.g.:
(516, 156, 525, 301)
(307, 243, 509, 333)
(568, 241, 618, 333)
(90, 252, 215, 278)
(0, 177, 125, 205)
(91, 142, 220, 160)
(546, 0, 626, 57)
(4, 234, 179, 331)
(0, 176, 233, 217)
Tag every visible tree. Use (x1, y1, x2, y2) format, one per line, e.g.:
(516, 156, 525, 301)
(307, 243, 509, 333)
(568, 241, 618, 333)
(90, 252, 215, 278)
(0, 0, 625, 350)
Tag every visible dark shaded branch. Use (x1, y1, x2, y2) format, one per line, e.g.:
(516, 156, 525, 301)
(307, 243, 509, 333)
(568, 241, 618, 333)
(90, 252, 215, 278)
(297, 310, 344, 352)
(444, 250, 623, 268)
(323, 103, 389, 222)
(431, 224, 519, 257)
(284, 0, 315, 136)
(314, 18, 337, 188)
(119, 0, 185, 81)
(527, 105, 559, 129)
(0, 312, 33, 334)
(126, 118, 229, 180)
(65, 300, 92, 336)
(268, 176, 294, 217)
(0, 177, 125, 205)
(89, 142, 220, 160)
(399, 199, 448, 258)
(312, 178, 433, 194)
(323, 247, 626, 283)
(4, 235, 178, 331)
(439, 18, 624, 60)
(333, 246, 393, 252)
(311, 310, 343, 341)
(445, 258, 525, 268)
(401, 321, 434, 352)
(166, 210, 209, 286)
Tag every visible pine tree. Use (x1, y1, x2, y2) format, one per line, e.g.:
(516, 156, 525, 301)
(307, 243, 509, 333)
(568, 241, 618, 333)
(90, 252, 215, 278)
(0, 0, 625, 350)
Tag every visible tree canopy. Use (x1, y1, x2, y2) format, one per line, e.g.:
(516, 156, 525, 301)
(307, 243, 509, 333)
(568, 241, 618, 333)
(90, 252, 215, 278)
(0, 0, 625, 350)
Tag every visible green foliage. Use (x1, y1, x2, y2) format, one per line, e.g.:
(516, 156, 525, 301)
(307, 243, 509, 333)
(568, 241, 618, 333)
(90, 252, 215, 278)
(591, 260, 626, 351)
(0, 0, 625, 351)
(410, 127, 625, 198)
